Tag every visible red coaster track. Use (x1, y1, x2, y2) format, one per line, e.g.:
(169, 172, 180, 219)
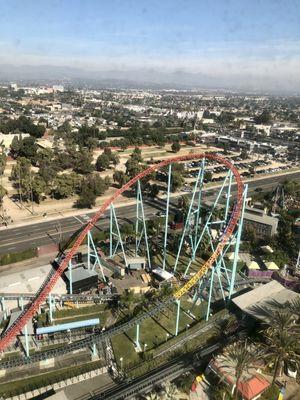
(0, 153, 244, 352)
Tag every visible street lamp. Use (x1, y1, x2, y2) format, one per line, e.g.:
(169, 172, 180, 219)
(144, 343, 148, 352)
(166, 333, 170, 342)
(119, 357, 123, 372)
(67, 329, 72, 343)
(186, 324, 190, 332)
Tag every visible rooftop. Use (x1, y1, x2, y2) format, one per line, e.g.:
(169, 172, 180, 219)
(65, 267, 98, 283)
(210, 358, 270, 400)
(232, 280, 300, 320)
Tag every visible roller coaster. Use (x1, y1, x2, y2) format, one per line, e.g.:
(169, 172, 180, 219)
(0, 152, 245, 365)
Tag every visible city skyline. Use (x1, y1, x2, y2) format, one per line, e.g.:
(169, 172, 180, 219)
(0, 0, 300, 92)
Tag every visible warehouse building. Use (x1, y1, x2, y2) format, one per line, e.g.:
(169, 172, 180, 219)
(65, 267, 98, 294)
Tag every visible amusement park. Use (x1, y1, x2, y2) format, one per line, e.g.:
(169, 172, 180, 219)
(0, 151, 299, 400)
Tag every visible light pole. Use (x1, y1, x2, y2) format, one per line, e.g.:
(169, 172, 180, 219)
(144, 343, 148, 352)
(119, 357, 123, 373)
(166, 333, 170, 342)
(186, 323, 190, 332)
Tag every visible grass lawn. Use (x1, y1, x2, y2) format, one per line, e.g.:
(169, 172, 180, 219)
(37, 304, 112, 327)
(53, 310, 111, 326)
(111, 294, 207, 368)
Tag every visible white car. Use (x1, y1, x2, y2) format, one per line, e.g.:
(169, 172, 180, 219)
(286, 360, 297, 378)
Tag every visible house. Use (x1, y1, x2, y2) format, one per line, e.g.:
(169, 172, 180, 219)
(207, 356, 270, 400)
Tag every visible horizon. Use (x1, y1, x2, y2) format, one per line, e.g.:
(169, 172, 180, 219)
(0, 0, 300, 93)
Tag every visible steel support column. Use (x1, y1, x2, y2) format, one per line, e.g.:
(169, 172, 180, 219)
(175, 299, 180, 336)
(162, 164, 172, 270)
(174, 166, 207, 272)
(48, 294, 53, 323)
(135, 180, 151, 269)
(193, 158, 205, 249)
(109, 204, 127, 266)
(135, 323, 141, 351)
(87, 231, 106, 281)
(206, 269, 215, 321)
(68, 260, 73, 295)
(228, 184, 248, 299)
(183, 171, 231, 277)
(0, 297, 6, 320)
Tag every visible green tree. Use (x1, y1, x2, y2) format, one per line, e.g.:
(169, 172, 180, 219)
(204, 170, 213, 181)
(36, 148, 54, 165)
(113, 170, 128, 188)
(119, 290, 135, 310)
(95, 153, 110, 171)
(84, 174, 110, 196)
(171, 141, 181, 153)
(125, 158, 143, 179)
(0, 153, 7, 175)
(263, 249, 290, 268)
(76, 187, 96, 209)
(110, 152, 120, 166)
(0, 185, 7, 205)
(31, 174, 47, 203)
(52, 173, 80, 199)
(19, 136, 38, 163)
(149, 183, 160, 198)
(171, 172, 184, 192)
(254, 111, 272, 125)
(131, 147, 143, 163)
(11, 157, 32, 201)
(10, 134, 22, 155)
(74, 150, 93, 174)
(120, 222, 135, 243)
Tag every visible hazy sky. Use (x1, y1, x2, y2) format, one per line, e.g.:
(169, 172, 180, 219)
(0, 0, 300, 89)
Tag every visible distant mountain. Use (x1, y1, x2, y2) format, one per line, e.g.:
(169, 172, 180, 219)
(0, 63, 299, 95)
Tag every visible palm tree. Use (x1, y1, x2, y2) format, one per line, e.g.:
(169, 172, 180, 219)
(253, 300, 299, 384)
(221, 341, 260, 400)
(143, 392, 160, 400)
(253, 300, 297, 334)
(161, 382, 178, 400)
(288, 297, 300, 324)
(264, 328, 299, 384)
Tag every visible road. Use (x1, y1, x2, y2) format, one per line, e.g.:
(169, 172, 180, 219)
(0, 171, 299, 255)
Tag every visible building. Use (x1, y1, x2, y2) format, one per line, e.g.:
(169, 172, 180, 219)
(207, 356, 270, 400)
(9, 83, 18, 91)
(126, 257, 146, 271)
(65, 267, 98, 294)
(232, 280, 300, 320)
(243, 207, 278, 239)
(52, 85, 64, 92)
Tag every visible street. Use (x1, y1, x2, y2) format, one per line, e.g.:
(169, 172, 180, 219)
(0, 171, 299, 255)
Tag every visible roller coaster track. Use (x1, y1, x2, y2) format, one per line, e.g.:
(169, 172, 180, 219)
(0, 153, 244, 357)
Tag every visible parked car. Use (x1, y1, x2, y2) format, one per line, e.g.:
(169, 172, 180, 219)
(286, 360, 297, 378)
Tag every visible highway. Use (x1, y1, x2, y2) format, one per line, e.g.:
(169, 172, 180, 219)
(0, 171, 299, 255)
